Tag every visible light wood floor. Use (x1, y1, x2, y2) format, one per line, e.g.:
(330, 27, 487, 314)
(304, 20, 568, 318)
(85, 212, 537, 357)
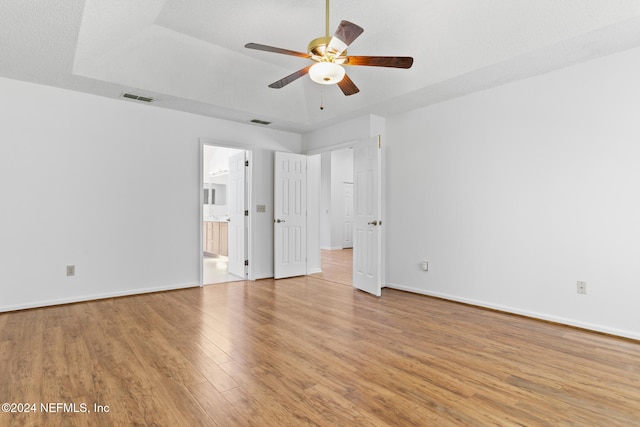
(310, 248, 353, 286)
(2, 274, 640, 425)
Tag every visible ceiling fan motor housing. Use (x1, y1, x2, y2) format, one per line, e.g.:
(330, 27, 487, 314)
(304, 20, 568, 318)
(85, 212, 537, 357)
(307, 36, 345, 61)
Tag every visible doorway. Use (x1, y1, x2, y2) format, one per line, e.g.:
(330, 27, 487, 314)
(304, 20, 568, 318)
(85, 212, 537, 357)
(202, 144, 249, 285)
(311, 147, 354, 286)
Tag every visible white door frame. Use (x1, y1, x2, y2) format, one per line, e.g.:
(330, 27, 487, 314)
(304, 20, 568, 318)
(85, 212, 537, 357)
(199, 140, 253, 286)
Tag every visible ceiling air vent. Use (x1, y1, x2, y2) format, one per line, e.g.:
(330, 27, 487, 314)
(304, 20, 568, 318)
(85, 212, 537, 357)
(250, 119, 271, 126)
(122, 93, 154, 103)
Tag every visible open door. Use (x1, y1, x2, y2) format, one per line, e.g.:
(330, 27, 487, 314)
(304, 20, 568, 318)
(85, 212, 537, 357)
(228, 151, 247, 278)
(353, 136, 382, 296)
(274, 152, 307, 279)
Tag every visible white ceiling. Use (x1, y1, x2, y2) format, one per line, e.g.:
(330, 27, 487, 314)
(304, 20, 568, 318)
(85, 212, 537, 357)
(3, 0, 640, 133)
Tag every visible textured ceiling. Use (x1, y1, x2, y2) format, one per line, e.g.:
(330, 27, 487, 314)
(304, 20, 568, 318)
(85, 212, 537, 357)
(2, 0, 640, 133)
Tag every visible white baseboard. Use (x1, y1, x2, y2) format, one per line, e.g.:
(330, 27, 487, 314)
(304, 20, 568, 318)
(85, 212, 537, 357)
(308, 268, 322, 275)
(0, 282, 199, 313)
(385, 283, 640, 341)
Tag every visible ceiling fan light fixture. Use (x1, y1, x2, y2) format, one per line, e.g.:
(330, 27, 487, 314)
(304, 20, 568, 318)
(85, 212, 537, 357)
(309, 62, 345, 85)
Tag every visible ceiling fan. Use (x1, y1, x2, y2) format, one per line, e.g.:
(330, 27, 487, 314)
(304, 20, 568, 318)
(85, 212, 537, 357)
(244, 0, 413, 96)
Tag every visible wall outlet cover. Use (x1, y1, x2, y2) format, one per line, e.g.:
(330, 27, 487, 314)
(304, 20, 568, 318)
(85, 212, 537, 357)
(577, 281, 586, 295)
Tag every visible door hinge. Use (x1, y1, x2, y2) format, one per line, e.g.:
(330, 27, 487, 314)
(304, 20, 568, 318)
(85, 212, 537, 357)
(244, 260, 249, 266)
(245, 160, 249, 167)
(245, 210, 249, 216)
(378, 135, 381, 149)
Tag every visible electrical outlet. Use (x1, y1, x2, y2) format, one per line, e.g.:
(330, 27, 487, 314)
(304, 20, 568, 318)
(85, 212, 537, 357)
(67, 265, 75, 276)
(577, 281, 586, 295)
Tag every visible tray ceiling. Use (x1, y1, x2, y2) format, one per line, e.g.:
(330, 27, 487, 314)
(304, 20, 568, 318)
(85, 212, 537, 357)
(2, 0, 640, 132)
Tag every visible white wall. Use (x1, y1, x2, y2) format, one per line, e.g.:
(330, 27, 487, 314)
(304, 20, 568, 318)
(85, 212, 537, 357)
(303, 115, 372, 154)
(385, 46, 640, 340)
(302, 114, 386, 154)
(0, 76, 301, 311)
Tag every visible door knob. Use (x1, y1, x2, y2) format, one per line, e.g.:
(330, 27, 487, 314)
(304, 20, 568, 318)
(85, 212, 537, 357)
(275, 219, 286, 223)
(368, 220, 378, 226)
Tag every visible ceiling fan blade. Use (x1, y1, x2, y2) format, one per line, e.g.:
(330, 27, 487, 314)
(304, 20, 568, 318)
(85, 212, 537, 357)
(337, 74, 359, 96)
(268, 65, 313, 89)
(345, 56, 414, 69)
(327, 20, 364, 55)
(245, 43, 310, 59)
(333, 20, 364, 46)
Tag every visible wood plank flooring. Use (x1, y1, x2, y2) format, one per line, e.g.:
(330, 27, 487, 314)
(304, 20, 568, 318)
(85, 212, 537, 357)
(310, 249, 353, 286)
(1, 273, 640, 425)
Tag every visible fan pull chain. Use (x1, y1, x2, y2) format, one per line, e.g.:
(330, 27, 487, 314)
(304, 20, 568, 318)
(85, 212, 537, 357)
(320, 89, 324, 110)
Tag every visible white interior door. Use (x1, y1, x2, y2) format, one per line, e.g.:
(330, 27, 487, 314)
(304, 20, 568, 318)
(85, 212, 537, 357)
(342, 182, 353, 248)
(228, 151, 246, 278)
(353, 136, 382, 296)
(274, 152, 307, 279)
